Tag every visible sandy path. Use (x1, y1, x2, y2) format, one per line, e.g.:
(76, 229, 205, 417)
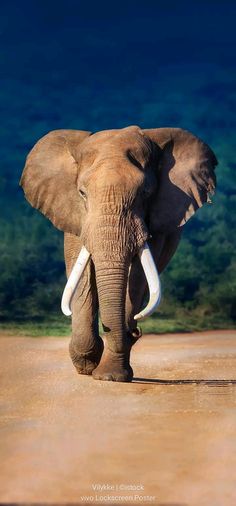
(0, 330, 235, 506)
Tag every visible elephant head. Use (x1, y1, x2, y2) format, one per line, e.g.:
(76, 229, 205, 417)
(20, 125, 217, 380)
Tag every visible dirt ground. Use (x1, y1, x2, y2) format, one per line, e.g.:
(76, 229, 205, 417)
(0, 330, 235, 506)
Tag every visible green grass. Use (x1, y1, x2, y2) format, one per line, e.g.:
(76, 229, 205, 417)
(140, 315, 235, 334)
(1, 314, 234, 337)
(0, 319, 71, 337)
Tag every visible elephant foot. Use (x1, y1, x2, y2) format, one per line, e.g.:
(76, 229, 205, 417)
(92, 348, 133, 382)
(69, 337, 104, 376)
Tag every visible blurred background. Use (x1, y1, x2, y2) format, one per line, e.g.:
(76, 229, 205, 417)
(0, 0, 235, 335)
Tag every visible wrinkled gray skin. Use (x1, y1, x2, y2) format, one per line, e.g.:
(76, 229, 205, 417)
(20, 126, 217, 382)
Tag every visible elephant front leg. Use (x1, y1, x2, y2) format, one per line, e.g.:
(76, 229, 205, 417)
(69, 261, 104, 375)
(92, 332, 133, 382)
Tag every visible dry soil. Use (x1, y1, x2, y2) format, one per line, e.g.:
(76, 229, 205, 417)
(0, 330, 235, 506)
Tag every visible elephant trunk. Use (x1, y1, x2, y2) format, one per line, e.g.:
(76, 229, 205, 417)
(95, 261, 129, 353)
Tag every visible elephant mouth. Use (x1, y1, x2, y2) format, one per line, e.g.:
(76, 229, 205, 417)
(61, 242, 161, 321)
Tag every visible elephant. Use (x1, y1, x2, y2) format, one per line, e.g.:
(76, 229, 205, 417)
(20, 125, 217, 382)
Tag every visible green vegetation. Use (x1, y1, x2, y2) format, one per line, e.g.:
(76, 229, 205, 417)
(1, 314, 234, 338)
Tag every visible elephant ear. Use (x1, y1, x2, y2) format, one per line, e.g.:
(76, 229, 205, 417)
(20, 129, 92, 234)
(143, 128, 218, 233)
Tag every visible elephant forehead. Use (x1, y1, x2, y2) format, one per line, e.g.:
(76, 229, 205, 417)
(78, 147, 146, 186)
(85, 163, 145, 194)
(81, 126, 152, 166)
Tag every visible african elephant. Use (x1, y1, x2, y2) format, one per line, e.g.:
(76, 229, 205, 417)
(20, 125, 217, 382)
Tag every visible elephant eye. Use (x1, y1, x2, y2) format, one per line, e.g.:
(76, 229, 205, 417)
(79, 188, 87, 200)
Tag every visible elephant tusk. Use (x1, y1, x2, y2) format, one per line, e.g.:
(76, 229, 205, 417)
(61, 246, 91, 316)
(134, 242, 161, 321)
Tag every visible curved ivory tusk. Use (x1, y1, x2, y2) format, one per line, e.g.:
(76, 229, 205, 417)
(134, 242, 161, 321)
(61, 246, 91, 316)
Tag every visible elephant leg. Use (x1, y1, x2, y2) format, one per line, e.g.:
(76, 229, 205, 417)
(69, 260, 104, 375)
(64, 234, 103, 375)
